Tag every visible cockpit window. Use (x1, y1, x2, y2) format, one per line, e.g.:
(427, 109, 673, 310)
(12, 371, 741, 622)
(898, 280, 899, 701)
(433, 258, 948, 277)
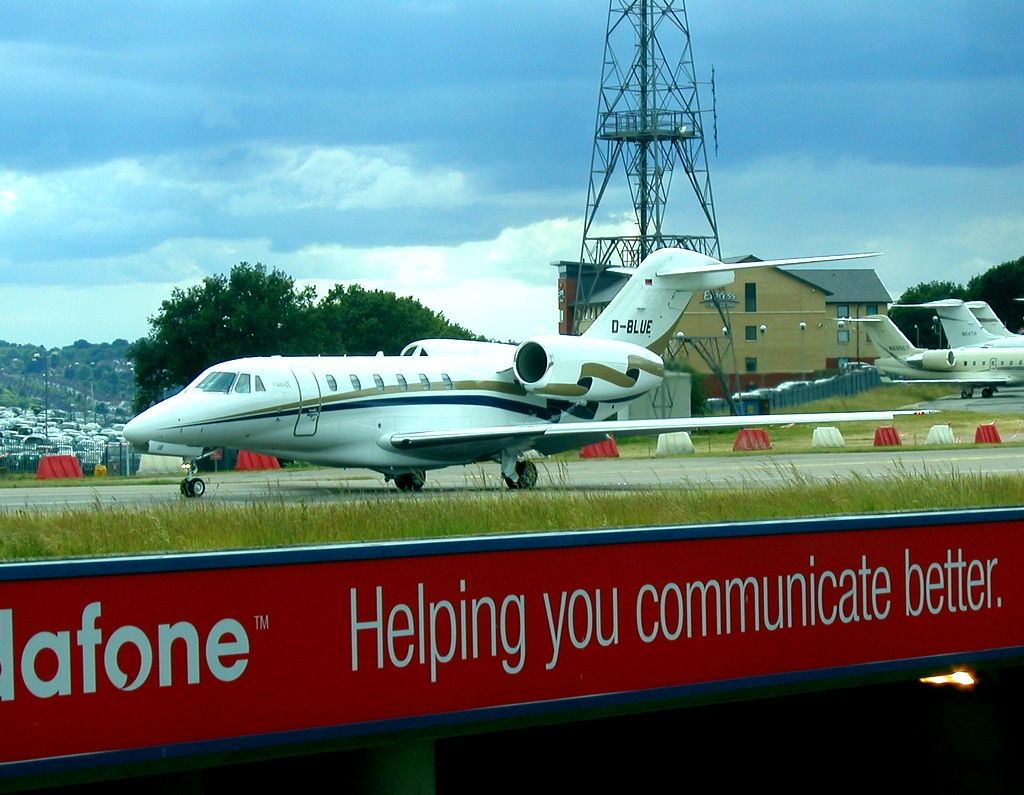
(234, 373, 251, 394)
(196, 372, 237, 393)
(254, 375, 266, 392)
(401, 344, 429, 356)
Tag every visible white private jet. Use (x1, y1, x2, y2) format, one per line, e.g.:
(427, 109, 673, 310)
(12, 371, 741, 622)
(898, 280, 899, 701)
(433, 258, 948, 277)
(848, 314, 1024, 398)
(892, 299, 1021, 349)
(124, 247, 925, 496)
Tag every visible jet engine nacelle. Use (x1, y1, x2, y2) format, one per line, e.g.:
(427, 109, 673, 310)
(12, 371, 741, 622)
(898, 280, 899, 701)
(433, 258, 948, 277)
(919, 349, 958, 371)
(512, 335, 664, 401)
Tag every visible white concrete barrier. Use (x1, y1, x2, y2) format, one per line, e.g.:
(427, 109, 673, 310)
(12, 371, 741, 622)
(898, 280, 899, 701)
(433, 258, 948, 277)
(811, 426, 845, 448)
(926, 424, 956, 445)
(656, 431, 695, 456)
(137, 454, 186, 474)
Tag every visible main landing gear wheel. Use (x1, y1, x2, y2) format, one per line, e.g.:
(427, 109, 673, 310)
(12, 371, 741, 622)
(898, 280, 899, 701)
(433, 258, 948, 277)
(394, 470, 425, 492)
(503, 460, 538, 490)
(180, 476, 206, 498)
(982, 387, 994, 398)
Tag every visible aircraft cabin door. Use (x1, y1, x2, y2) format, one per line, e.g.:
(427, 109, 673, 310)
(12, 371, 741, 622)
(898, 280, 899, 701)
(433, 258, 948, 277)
(292, 367, 322, 436)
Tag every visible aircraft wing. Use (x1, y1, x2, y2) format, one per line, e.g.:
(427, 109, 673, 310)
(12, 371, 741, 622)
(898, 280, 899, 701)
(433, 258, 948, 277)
(882, 376, 1010, 386)
(389, 409, 931, 455)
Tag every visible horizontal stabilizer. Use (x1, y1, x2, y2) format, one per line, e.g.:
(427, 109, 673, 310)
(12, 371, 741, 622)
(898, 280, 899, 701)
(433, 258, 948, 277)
(890, 300, 966, 309)
(607, 252, 880, 278)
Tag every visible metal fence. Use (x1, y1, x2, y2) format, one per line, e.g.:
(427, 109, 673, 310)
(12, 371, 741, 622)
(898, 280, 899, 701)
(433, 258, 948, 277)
(708, 368, 883, 415)
(0, 441, 140, 477)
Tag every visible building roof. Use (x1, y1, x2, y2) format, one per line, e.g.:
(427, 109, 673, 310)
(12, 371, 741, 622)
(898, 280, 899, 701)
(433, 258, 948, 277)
(782, 268, 892, 304)
(553, 261, 630, 308)
(583, 275, 629, 305)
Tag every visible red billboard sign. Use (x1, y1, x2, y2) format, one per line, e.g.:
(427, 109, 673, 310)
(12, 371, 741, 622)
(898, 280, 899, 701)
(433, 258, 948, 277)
(3, 509, 1024, 777)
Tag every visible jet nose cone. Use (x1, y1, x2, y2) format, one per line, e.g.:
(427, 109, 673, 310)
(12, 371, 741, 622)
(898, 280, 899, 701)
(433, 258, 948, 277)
(124, 404, 173, 449)
(122, 415, 151, 451)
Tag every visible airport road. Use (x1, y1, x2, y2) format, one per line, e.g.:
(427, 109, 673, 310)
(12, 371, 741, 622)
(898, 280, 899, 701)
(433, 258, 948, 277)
(1, 445, 1022, 513)
(896, 385, 1024, 413)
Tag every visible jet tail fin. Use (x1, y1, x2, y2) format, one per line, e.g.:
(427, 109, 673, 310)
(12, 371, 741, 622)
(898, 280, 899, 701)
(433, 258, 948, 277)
(892, 300, 993, 348)
(845, 315, 922, 361)
(583, 248, 881, 356)
(967, 301, 1018, 338)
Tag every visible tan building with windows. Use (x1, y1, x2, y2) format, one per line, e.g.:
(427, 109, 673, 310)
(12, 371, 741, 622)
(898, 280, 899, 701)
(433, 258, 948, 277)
(555, 257, 892, 397)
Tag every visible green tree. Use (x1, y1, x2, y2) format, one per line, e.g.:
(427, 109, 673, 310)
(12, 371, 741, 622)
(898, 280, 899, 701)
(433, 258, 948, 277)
(129, 263, 318, 409)
(128, 263, 482, 410)
(890, 280, 969, 349)
(889, 257, 1024, 348)
(314, 284, 479, 355)
(966, 255, 1024, 334)
(687, 365, 708, 417)
(895, 280, 969, 304)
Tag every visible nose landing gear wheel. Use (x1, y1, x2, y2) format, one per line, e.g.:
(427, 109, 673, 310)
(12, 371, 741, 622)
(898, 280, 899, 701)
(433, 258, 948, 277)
(503, 459, 538, 490)
(181, 477, 206, 497)
(394, 471, 426, 492)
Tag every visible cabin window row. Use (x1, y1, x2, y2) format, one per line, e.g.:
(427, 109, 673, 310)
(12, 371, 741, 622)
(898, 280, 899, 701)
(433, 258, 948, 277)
(196, 370, 456, 395)
(330, 373, 454, 392)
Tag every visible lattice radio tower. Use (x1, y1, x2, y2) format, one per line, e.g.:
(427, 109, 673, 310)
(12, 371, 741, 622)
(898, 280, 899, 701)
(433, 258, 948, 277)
(576, 0, 719, 327)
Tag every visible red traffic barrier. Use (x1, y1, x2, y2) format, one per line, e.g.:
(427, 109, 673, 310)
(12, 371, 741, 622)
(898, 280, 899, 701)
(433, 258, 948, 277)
(36, 455, 84, 480)
(975, 423, 1002, 444)
(873, 426, 902, 447)
(235, 451, 282, 471)
(580, 438, 620, 458)
(733, 428, 772, 451)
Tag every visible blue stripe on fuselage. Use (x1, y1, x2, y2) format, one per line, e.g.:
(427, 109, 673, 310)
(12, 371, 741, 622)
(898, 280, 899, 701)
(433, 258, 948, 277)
(177, 392, 558, 430)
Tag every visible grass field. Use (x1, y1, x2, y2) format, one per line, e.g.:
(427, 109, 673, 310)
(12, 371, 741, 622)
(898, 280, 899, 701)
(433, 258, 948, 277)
(1, 384, 1021, 562)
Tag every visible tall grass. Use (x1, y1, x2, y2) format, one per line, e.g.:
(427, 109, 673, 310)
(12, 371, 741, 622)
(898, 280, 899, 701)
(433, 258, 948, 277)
(3, 467, 1022, 562)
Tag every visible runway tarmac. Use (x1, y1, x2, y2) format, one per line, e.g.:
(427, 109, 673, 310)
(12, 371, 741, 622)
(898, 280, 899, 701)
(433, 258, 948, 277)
(2, 444, 1022, 513)
(894, 384, 1024, 413)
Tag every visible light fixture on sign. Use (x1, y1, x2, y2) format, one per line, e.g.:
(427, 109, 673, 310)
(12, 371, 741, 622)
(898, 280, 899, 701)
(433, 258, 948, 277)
(920, 670, 976, 687)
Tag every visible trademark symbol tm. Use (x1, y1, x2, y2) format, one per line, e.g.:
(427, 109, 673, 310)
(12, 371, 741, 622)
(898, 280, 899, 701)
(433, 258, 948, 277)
(254, 614, 270, 631)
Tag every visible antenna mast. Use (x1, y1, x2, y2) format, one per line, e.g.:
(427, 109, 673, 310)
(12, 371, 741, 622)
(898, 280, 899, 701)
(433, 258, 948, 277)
(579, 0, 719, 295)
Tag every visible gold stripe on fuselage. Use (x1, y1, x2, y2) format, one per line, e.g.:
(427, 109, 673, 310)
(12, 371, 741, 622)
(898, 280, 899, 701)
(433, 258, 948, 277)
(182, 376, 533, 428)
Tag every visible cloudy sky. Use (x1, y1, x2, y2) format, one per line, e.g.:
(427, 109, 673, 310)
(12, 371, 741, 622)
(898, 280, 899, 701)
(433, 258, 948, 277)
(1, 1, 1022, 347)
